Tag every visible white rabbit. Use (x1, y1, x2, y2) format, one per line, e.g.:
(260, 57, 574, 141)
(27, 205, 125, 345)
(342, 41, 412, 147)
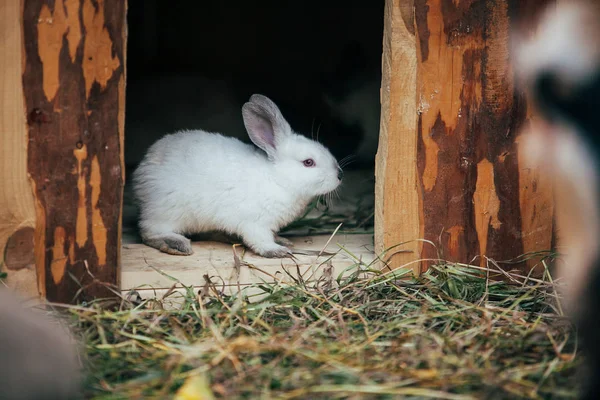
(132, 94, 343, 258)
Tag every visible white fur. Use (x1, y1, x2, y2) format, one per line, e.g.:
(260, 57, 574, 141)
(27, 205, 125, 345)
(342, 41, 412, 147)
(513, 3, 600, 395)
(523, 124, 600, 313)
(515, 0, 600, 314)
(554, 130, 600, 313)
(515, 1, 600, 87)
(132, 94, 341, 258)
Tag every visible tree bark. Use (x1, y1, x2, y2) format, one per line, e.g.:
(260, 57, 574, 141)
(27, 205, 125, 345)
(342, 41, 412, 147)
(376, 0, 556, 275)
(21, 0, 126, 302)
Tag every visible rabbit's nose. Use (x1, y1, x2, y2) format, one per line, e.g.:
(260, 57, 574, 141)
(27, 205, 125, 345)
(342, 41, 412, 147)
(337, 169, 344, 181)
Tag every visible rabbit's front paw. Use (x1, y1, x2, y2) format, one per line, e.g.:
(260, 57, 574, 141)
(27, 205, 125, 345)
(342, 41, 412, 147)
(240, 226, 293, 258)
(163, 237, 193, 255)
(259, 244, 293, 259)
(275, 235, 294, 247)
(143, 233, 193, 256)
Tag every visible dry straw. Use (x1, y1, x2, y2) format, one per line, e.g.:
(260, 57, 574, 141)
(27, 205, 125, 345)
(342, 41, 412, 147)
(63, 248, 580, 399)
(19, 199, 582, 399)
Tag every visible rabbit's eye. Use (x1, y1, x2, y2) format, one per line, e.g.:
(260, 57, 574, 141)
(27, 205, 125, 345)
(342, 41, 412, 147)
(303, 159, 316, 167)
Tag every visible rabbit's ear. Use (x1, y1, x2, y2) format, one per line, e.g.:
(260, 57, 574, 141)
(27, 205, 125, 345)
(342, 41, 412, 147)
(242, 95, 291, 157)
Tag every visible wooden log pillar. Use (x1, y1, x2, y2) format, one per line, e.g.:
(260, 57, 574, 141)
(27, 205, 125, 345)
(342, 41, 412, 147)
(0, 1, 38, 298)
(0, 0, 126, 303)
(375, 0, 555, 274)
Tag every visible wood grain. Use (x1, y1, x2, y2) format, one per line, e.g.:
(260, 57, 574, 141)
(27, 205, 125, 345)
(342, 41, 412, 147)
(375, 0, 422, 273)
(376, 0, 555, 275)
(22, 0, 126, 303)
(121, 234, 375, 293)
(0, 0, 38, 297)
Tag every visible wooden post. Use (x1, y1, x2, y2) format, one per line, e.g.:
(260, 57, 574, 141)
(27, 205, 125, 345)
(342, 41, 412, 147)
(0, 0, 127, 303)
(375, 0, 555, 274)
(375, 0, 422, 272)
(0, 1, 38, 298)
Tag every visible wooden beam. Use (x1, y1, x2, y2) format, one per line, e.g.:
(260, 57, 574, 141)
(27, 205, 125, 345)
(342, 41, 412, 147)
(375, 0, 556, 274)
(375, 0, 422, 273)
(0, 0, 38, 298)
(21, 0, 126, 303)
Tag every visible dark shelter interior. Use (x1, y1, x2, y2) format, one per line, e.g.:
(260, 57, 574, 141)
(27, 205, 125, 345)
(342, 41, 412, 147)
(122, 1, 385, 243)
(125, 0, 385, 172)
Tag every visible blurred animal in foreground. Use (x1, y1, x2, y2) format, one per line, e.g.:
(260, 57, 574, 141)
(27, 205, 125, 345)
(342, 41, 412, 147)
(0, 289, 81, 400)
(514, 1, 600, 398)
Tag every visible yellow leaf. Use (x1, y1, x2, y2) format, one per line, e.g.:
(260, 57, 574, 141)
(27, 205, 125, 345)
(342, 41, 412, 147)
(174, 374, 215, 400)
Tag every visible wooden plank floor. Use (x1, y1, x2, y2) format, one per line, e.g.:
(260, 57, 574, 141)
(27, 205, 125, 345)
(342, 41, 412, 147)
(121, 233, 375, 300)
(120, 168, 376, 304)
